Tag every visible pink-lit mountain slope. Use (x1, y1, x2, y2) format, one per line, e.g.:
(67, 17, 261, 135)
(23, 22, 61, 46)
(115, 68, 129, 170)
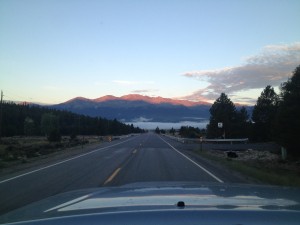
(83, 94, 209, 107)
(54, 94, 211, 122)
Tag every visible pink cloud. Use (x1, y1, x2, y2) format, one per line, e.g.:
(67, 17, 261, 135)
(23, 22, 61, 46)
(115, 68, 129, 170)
(182, 43, 300, 102)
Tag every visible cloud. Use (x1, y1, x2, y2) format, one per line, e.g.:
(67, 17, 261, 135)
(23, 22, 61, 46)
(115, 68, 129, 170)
(182, 42, 300, 102)
(132, 117, 153, 122)
(112, 80, 138, 86)
(131, 89, 159, 94)
(228, 96, 258, 105)
(112, 80, 154, 86)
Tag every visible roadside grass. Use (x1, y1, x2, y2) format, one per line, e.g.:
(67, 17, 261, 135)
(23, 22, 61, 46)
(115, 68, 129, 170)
(196, 149, 300, 187)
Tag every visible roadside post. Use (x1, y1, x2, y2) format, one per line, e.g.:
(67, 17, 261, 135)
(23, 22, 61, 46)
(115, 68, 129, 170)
(281, 147, 287, 161)
(200, 136, 203, 151)
(218, 122, 225, 140)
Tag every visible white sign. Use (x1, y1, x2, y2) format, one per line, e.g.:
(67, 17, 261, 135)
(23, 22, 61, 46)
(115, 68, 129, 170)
(218, 122, 223, 128)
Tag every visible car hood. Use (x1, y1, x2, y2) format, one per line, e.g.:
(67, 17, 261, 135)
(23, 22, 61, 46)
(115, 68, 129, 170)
(1, 182, 300, 224)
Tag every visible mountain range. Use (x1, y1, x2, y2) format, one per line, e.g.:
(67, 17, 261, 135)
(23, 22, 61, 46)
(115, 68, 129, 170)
(52, 94, 212, 123)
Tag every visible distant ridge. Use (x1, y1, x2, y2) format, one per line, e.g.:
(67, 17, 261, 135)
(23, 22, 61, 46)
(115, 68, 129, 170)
(66, 94, 210, 107)
(52, 94, 211, 123)
(51, 94, 253, 123)
(93, 95, 119, 102)
(65, 96, 92, 103)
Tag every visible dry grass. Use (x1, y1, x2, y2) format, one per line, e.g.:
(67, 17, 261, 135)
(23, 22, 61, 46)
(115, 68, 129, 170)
(0, 136, 98, 168)
(197, 149, 300, 187)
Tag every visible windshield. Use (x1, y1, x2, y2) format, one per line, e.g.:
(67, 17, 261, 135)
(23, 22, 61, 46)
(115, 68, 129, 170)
(0, 0, 300, 222)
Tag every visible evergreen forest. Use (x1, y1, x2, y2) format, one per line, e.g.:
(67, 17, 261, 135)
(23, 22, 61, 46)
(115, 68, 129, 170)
(0, 103, 144, 140)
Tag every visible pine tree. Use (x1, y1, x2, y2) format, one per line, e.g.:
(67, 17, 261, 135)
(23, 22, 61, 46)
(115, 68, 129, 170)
(206, 93, 237, 138)
(275, 65, 300, 157)
(232, 106, 250, 138)
(252, 85, 279, 141)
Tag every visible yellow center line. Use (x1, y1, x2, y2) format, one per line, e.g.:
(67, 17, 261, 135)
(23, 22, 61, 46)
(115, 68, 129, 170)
(104, 167, 121, 185)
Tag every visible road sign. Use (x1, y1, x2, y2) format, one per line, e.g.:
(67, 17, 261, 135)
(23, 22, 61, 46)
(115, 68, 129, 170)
(218, 122, 223, 128)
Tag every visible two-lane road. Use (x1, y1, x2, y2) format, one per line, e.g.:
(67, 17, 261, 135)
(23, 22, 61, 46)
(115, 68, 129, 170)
(106, 134, 223, 186)
(0, 133, 245, 215)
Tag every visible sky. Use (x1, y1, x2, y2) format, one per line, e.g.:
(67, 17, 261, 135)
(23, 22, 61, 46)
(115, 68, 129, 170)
(0, 0, 300, 105)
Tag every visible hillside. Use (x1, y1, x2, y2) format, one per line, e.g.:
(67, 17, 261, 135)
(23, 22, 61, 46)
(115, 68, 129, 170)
(52, 94, 212, 123)
(1, 102, 143, 137)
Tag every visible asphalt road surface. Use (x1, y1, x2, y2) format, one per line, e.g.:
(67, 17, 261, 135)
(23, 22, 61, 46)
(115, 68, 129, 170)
(0, 133, 247, 215)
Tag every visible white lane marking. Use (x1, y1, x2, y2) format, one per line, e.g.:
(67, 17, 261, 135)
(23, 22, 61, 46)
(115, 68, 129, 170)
(103, 167, 121, 185)
(0, 138, 136, 184)
(158, 135, 224, 183)
(44, 194, 90, 212)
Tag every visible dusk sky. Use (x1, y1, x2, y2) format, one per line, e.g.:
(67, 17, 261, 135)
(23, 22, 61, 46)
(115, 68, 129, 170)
(1, 0, 299, 105)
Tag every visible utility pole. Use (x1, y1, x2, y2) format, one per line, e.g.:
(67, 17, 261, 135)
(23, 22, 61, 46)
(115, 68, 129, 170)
(0, 90, 3, 141)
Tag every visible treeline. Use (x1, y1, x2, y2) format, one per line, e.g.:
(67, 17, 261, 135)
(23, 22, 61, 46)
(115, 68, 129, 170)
(206, 93, 250, 139)
(206, 65, 300, 158)
(178, 126, 206, 139)
(156, 126, 206, 139)
(0, 103, 144, 140)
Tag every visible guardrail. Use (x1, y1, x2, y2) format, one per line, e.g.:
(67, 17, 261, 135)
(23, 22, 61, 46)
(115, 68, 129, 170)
(202, 138, 248, 143)
(162, 134, 248, 144)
